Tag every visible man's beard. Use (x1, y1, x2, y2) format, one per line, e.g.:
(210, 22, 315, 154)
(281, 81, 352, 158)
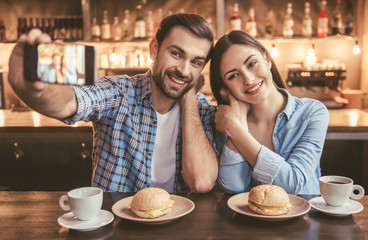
(152, 68, 194, 100)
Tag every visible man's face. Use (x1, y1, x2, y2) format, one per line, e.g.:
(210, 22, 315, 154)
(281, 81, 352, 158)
(150, 26, 211, 100)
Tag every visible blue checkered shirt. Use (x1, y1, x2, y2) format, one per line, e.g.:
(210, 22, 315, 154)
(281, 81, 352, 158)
(62, 71, 218, 193)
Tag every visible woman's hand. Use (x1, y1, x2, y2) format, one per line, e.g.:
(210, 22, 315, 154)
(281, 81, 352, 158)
(215, 90, 250, 136)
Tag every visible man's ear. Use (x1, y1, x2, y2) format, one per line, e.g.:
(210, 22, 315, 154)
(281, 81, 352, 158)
(149, 38, 158, 61)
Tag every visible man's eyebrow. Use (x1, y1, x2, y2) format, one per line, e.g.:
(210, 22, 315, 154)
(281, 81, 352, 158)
(168, 44, 207, 61)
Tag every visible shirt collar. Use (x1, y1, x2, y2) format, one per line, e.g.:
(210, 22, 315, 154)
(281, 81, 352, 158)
(140, 70, 153, 103)
(279, 88, 296, 120)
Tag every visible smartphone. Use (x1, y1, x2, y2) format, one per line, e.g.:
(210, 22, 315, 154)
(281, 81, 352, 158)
(24, 43, 96, 85)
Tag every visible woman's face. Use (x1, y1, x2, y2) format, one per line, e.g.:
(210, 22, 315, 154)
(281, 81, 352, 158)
(219, 44, 274, 105)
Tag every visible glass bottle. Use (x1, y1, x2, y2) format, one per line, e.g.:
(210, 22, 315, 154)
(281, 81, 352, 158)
(52, 17, 60, 40)
(302, 2, 312, 37)
(264, 9, 274, 38)
(17, 18, 23, 39)
(111, 16, 122, 41)
(91, 17, 101, 41)
(317, 0, 328, 37)
(283, 2, 294, 38)
(331, 0, 343, 35)
(229, 2, 242, 31)
(122, 9, 132, 41)
(0, 19, 5, 42)
(344, 5, 354, 35)
(146, 10, 155, 40)
(46, 17, 53, 39)
(101, 10, 111, 40)
(154, 8, 163, 34)
(245, 7, 257, 37)
(134, 5, 146, 40)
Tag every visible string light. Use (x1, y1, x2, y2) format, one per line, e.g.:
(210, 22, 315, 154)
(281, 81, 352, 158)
(271, 44, 279, 58)
(353, 40, 361, 54)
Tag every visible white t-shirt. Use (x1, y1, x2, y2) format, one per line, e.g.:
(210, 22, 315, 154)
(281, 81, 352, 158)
(151, 102, 180, 193)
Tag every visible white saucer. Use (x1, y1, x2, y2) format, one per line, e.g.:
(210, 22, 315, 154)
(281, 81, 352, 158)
(57, 209, 114, 231)
(309, 196, 364, 217)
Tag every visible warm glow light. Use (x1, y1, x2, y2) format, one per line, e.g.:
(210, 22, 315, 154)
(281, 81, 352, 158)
(32, 112, 40, 127)
(271, 44, 279, 58)
(353, 41, 361, 55)
(348, 111, 358, 127)
(307, 44, 315, 57)
(0, 111, 4, 127)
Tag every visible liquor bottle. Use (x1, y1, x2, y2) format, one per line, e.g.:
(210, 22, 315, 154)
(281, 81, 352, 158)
(122, 9, 132, 40)
(65, 17, 72, 41)
(91, 17, 101, 41)
(154, 8, 163, 33)
(71, 16, 79, 40)
(134, 5, 146, 40)
(302, 2, 312, 37)
(21, 18, 29, 35)
(101, 10, 111, 40)
(317, 0, 328, 37)
(46, 18, 53, 39)
(41, 18, 47, 33)
(58, 17, 66, 40)
(344, 8, 354, 35)
(0, 19, 5, 42)
(283, 3, 294, 38)
(35, 18, 41, 30)
(229, 3, 242, 31)
(77, 16, 84, 40)
(29, 17, 35, 31)
(111, 16, 122, 41)
(17, 18, 23, 39)
(245, 8, 257, 37)
(264, 9, 274, 38)
(53, 17, 60, 40)
(146, 10, 155, 40)
(331, 0, 343, 35)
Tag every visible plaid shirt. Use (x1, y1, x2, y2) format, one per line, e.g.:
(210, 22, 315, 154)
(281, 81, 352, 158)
(62, 71, 218, 193)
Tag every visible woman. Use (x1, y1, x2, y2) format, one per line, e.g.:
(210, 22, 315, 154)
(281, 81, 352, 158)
(210, 31, 329, 194)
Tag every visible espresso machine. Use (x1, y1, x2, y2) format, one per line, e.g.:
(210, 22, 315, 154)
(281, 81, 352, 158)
(286, 64, 347, 109)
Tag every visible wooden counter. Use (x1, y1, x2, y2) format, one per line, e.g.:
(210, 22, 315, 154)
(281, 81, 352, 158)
(0, 191, 367, 240)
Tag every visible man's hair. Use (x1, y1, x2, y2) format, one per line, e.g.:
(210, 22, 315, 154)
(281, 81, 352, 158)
(210, 30, 286, 105)
(155, 13, 214, 63)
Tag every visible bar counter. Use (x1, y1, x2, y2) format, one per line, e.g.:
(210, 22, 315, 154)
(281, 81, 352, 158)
(0, 191, 366, 239)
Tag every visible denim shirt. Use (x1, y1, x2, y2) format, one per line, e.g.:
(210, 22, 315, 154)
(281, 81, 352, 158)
(62, 71, 218, 193)
(218, 89, 329, 195)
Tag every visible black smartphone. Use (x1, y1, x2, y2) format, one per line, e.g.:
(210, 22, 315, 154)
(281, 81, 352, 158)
(24, 43, 96, 85)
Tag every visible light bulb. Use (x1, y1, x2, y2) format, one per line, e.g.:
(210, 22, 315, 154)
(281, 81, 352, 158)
(353, 40, 361, 54)
(271, 44, 279, 58)
(307, 44, 315, 57)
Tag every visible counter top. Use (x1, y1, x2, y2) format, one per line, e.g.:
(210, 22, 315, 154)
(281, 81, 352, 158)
(0, 191, 367, 240)
(1, 108, 368, 137)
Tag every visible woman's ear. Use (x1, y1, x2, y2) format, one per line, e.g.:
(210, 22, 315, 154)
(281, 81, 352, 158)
(149, 38, 158, 61)
(265, 55, 272, 69)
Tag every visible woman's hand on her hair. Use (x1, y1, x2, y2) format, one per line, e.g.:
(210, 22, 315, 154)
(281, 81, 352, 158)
(215, 93, 249, 135)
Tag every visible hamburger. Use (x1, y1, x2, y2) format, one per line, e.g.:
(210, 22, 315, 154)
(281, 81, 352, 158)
(130, 187, 174, 218)
(248, 185, 291, 216)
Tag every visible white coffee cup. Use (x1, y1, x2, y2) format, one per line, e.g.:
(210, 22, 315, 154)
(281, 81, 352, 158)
(319, 175, 365, 206)
(59, 187, 103, 221)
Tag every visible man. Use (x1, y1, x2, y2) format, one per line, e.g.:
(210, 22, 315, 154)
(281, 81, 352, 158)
(8, 14, 218, 193)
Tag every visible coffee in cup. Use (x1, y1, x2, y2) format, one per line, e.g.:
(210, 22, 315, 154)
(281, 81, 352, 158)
(59, 187, 103, 221)
(319, 175, 365, 206)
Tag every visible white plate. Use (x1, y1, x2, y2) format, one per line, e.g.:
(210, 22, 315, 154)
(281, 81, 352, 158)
(309, 196, 364, 216)
(57, 209, 114, 231)
(227, 192, 311, 221)
(112, 195, 195, 224)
